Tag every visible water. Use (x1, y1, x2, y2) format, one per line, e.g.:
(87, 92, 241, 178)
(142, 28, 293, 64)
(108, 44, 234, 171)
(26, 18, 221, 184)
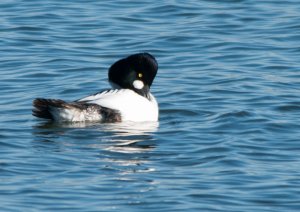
(1, 0, 300, 211)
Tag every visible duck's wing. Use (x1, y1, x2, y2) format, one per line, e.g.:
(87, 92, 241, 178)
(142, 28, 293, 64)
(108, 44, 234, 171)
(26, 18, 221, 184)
(33, 98, 122, 122)
(76, 89, 126, 102)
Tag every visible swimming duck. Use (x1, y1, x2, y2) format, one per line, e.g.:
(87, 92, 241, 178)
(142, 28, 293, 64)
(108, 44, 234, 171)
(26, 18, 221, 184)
(33, 53, 158, 122)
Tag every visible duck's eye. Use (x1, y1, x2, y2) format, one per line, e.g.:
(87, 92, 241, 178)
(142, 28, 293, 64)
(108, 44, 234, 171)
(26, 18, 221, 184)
(138, 73, 143, 78)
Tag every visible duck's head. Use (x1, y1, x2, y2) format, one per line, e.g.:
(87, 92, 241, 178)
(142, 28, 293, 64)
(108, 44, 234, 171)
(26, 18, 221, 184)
(108, 52, 158, 99)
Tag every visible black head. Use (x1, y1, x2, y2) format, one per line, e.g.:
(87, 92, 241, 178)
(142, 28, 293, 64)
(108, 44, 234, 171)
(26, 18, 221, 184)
(108, 53, 158, 98)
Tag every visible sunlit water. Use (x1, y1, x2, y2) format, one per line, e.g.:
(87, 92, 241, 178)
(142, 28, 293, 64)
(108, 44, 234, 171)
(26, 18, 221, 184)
(1, 0, 300, 211)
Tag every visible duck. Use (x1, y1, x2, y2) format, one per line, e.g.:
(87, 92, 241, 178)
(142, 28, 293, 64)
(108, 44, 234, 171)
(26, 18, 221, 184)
(33, 52, 159, 123)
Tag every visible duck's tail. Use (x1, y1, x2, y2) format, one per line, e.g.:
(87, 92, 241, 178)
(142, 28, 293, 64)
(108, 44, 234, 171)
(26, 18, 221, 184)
(33, 98, 65, 120)
(32, 98, 121, 122)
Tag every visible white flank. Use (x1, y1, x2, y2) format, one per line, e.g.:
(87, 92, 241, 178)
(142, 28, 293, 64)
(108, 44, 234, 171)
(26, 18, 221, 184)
(78, 89, 158, 122)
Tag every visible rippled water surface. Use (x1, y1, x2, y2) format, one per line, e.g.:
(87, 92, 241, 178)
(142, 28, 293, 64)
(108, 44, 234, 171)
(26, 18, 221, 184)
(1, 0, 300, 211)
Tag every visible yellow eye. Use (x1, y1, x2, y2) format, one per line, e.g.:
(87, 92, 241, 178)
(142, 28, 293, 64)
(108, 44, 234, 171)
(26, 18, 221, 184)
(138, 73, 143, 78)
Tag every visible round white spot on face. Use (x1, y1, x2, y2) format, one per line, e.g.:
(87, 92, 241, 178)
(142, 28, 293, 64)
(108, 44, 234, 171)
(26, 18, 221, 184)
(133, 80, 144, 89)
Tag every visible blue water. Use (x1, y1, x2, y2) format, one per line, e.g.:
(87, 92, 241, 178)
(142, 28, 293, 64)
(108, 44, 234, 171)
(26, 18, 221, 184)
(1, 0, 300, 211)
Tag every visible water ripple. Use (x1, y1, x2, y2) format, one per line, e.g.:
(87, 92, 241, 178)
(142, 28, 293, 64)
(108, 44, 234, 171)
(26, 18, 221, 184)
(1, 0, 300, 211)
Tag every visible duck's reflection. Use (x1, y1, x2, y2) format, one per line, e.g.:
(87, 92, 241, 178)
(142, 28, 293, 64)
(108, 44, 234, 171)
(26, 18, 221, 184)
(33, 121, 159, 186)
(101, 121, 159, 146)
(33, 121, 159, 153)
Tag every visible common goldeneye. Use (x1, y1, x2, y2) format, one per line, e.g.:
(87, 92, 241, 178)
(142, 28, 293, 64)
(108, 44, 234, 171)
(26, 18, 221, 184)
(33, 53, 159, 122)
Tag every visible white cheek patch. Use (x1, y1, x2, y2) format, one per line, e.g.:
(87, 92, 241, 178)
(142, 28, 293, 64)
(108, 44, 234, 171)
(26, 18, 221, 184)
(133, 80, 144, 89)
